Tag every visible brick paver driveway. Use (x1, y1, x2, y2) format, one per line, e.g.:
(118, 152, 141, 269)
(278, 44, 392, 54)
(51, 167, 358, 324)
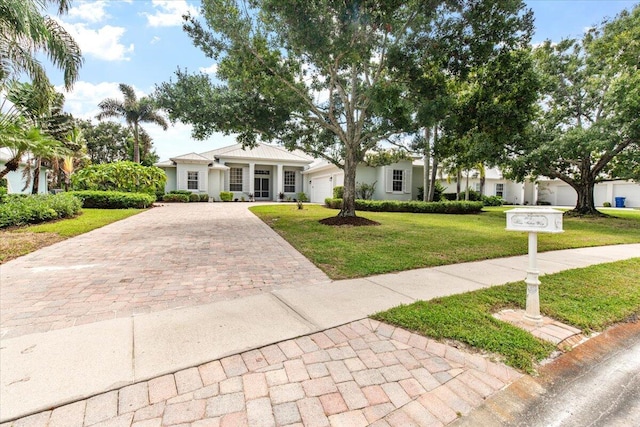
(0, 203, 329, 339)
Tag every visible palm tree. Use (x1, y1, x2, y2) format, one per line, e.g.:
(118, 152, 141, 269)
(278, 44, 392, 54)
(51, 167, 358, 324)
(96, 84, 168, 163)
(0, 0, 83, 93)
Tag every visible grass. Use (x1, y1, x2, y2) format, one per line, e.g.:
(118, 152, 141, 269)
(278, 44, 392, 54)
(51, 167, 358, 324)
(0, 208, 144, 263)
(250, 205, 640, 279)
(372, 258, 640, 372)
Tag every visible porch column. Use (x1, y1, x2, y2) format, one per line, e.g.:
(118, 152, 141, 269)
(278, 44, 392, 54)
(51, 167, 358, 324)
(276, 164, 284, 199)
(249, 163, 255, 196)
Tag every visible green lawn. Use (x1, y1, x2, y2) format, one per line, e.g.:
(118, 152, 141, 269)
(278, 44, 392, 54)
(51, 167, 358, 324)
(250, 205, 640, 279)
(373, 258, 640, 372)
(1, 208, 144, 263)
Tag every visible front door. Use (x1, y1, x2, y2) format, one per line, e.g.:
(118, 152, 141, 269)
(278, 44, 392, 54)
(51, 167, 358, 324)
(254, 177, 269, 199)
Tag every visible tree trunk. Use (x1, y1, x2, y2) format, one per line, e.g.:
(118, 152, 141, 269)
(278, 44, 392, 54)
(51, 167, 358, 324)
(423, 127, 431, 202)
(429, 155, 438, 202)
(31, 157, 41, 194)
(480, 175, 485, 196)
(133, 122, 140, 163)
(456, 170, 461, 201)
(571, 179, 602, 215)
(464, 171, 469, 201)
(338, 148, 358, 217)
(0, 155, 21, 180)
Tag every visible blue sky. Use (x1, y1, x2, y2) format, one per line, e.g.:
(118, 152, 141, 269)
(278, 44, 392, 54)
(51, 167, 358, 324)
(45, 0, 638, 161)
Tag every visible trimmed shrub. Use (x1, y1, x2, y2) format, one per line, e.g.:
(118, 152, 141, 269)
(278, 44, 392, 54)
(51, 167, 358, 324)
(163, 193, 189, 203)
(0, 193, 82, 228)
(199, 194, 209, 202)
(297, 192, 309, 202)
(170, 190, 192, 196)
(333, 185, 344, 199)
(324, 198, 483, 214)
(0, 186, 7, 203)
(69, 191, 155, 209)
(220, 191, 233, 202)
(189, 193, 200, 202)
(482, 195, 504, 206)
(71, 161, 166, 195)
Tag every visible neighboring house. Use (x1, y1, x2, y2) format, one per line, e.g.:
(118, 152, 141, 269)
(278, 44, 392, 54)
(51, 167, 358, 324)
(157, 142, 640, 207)
(0, 148, 49, 194)
(156, 143, 313, 201)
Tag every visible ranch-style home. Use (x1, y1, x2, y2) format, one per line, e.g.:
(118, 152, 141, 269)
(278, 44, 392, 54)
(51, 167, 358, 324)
(156, 142, 640, 208)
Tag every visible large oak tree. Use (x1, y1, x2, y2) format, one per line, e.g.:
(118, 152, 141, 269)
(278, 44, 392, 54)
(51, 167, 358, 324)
(156, 0, 534, 217)
(505, 5, 639, 215)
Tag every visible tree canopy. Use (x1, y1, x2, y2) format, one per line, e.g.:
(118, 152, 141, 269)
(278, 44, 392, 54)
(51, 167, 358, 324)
(97, 83, 168, 164)
(504, 5, 639, 215)
(156, 0, 535, 217)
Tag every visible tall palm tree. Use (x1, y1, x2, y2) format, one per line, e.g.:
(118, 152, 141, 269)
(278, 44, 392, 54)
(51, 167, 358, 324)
(96, 84, 168, 163)
(0, 0, 83, 93)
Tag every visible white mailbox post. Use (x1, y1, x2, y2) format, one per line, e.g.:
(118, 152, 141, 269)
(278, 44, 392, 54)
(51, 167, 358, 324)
(506, 207, 563, 326)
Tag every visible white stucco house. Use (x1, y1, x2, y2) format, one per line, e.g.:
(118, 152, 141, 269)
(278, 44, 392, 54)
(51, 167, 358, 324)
(0, 148, 49, 194)
(155, 143, 313, 201)
(157, 142, 640, 207)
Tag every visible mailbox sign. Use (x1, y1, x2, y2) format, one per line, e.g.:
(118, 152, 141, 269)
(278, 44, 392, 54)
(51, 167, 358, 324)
(506, 208, 563, 233)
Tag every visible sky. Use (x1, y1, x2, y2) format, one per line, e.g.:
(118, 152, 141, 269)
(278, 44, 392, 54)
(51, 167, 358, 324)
(42, 0, 638, 161)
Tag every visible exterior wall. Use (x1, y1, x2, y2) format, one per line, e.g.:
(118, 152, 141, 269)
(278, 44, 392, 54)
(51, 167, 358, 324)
(163, 168, 177, 193)
(0, 161, 49, 194)
(374, 161, 413, 201)
(207, 170, 223, 200)
(176, 163, 209, 194)
(538, 180, 640, 207)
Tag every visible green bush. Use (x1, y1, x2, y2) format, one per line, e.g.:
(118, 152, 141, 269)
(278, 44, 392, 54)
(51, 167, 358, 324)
(0, 186, 7, 203)
(71, 161, 166, 194)
(603, 201, 612, 207)
(69, 191, 154, 209)
(417, 181, 445, 201)
(220, 191, 233, 202)
(163, 193, 190, 203)
(170, 190, 192, 196)
(297, 192, 309, 202)
(482, 195, 504, 206)
(189, 193, 200, 202)
(0, 193, 82, 228)
(333, 186, 344, 199)
(199, 194, 209, 202)
(324, 198, 483, 214)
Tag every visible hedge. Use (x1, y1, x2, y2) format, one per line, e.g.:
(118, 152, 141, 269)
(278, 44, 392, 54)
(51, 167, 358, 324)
(163, 193, 189, 203)
(69, 191, 155, 209)
(0, 193, 82, 228)
(324, 198, 484, 214)
(219, 191, 233, 202)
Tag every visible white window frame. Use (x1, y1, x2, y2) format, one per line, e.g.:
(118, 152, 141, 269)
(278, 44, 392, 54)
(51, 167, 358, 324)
(496, 183, 504, 197)
(187, 171, 199, 190)
(230, 168, 243, 192)
(284, 171, 296, 193)
(392, 169, 404, 192)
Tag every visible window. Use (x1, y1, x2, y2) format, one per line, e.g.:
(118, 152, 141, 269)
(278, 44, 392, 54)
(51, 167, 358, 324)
(392, 169, 404, 192)
(473, 182, 481, 192)
(284, 171, 296, 193)
(187, 171, 198, 190)
(496, 183, 504, 197)
(230, 168, 243, 191)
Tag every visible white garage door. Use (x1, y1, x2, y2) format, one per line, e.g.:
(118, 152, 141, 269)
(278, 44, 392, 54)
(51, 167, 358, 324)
(556, 185, 577, 206)
(311, 177, 332, 203)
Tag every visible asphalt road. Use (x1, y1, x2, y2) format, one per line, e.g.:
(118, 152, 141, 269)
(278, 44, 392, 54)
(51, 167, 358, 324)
(454, 320, 640, 427)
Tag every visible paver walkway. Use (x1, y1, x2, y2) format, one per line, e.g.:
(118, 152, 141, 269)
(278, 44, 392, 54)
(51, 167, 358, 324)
(2, 319, 522, 427)
(0, 203, 329, 339)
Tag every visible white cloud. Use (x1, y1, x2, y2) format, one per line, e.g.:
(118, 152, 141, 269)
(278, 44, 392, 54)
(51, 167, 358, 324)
(199, 64, 218, 74)
(57, 81, 145, 121)
(67, 1, 108, 23)
(146, 0, 199, 28)
(58, 20, 134, 61)
(150, 36, 161, 45)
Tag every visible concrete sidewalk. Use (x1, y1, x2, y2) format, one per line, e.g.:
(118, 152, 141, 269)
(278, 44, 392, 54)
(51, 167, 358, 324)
(1, 244, 639, 423)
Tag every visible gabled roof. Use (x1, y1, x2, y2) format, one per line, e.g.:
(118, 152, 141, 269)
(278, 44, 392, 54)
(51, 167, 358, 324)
(200, 142, 313, 163)
(170, 152, 211, 163)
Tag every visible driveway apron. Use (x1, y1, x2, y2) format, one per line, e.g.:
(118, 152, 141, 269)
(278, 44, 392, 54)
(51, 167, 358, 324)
(0, 203, 330, 339)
